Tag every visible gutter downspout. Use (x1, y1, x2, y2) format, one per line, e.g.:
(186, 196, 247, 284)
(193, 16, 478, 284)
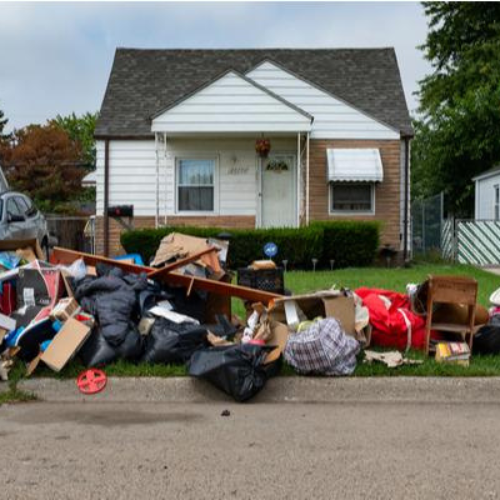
(403, 136, 410, 262)
(103, 139, 110, 257)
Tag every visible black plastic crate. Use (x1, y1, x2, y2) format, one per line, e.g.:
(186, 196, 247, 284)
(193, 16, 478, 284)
(237, 267, 284, 294)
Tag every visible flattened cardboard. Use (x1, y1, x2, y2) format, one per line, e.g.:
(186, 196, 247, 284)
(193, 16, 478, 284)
(323, 296, 355, 335)
(265, 321, 290, 364)
(40, 318, 91, 372)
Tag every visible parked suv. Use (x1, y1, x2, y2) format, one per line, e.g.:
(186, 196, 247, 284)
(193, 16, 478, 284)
(0, 191, 49, 254)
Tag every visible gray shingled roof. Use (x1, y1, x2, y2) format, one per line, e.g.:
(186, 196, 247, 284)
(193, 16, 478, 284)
(95, 48, 413, 138)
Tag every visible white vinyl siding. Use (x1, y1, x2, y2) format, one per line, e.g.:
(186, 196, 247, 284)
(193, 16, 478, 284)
(247, 61, 399, 140)
(474, 173, 500, 220)
(152, 71, 311, 134)
(96, 137, 297, 219)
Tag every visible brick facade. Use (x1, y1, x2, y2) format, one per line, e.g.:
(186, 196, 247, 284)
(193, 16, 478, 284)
(95, 215, 256, 256)
(308, 139, 402, 249)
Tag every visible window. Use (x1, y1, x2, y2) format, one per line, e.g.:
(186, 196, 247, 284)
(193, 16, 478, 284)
(6, 198, 24, 219)
(177, 159, 215, 212)
(330, 183, 374, 213)
(15, 196, 29, 215)
(495, 185, 500, 221)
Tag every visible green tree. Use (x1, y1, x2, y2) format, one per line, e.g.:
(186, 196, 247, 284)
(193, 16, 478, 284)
(412, 2, 500, 216)
(0, 123, 84, 213)
(52, 112, 98, 169)
(0, 102, 10, 141)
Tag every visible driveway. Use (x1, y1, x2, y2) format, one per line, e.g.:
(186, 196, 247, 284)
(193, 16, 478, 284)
(1, 400, 500, 499)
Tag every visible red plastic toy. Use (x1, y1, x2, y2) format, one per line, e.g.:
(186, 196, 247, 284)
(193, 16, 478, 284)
(76, 368, 107, 395)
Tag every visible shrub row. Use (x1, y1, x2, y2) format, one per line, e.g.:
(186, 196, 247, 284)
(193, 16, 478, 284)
(120, 221, 381, 270)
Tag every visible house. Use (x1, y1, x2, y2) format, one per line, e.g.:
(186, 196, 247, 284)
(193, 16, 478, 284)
(473, 166, 500, 220)
(81, 170, 96, 188)
(95, 48, 413, 257)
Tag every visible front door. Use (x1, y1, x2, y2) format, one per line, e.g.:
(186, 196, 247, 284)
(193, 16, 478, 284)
(261, 154, 296, 228)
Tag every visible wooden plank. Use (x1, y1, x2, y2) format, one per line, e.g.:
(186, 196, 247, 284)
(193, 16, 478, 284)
(51, 247, 282, 304)
(51, 247, 152, 275)
(155, 271, 281, 304)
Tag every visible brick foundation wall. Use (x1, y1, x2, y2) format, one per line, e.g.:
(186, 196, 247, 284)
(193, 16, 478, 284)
(308, 139, 402, 249)
(95, 215, 256, 256)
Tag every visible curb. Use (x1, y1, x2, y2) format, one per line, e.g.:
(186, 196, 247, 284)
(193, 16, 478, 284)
(17, 376, 500, 404)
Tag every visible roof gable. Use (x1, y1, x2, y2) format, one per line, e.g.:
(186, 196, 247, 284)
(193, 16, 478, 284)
(95, 48, 413, 138)
(247, 60, 399, 140)
(151, 70, 312, 134)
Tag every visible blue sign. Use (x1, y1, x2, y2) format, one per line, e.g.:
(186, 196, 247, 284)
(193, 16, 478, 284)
(264, 242, 278, 258)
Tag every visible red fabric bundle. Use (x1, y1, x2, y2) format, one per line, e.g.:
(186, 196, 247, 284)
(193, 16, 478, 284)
(355, 287, 428, 351)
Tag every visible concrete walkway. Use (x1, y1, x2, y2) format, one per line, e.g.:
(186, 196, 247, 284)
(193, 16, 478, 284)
(17, 376, 500, 404)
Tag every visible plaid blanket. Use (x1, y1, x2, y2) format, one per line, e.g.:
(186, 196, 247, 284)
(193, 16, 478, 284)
(284, 318, 360, 376)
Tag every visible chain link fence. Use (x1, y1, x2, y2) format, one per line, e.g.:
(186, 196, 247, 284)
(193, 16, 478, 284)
(411, 193, 445, 257)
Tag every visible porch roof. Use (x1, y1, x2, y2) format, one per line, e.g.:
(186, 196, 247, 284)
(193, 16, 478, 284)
(327, 148, 384, 183)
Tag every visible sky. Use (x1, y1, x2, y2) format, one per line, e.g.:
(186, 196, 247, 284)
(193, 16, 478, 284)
(0, 1, 431, 132)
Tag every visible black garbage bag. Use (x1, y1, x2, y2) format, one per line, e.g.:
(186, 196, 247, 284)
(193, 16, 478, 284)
(75, 268, 148, 346)
(117, 326, 144, 361)
(141, 318, 208, 364)
(79, 330, 118, 367)
(79, 323, 144, 366)
(188, 344, 275, 402)
(79, 325, 144, 367)
(473, 324, 500, 355)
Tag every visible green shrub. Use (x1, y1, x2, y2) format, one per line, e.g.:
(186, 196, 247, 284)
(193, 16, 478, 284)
(121, 225, 323, 269)
(121, 221, 380, 269)
(311, 220, 381, 268)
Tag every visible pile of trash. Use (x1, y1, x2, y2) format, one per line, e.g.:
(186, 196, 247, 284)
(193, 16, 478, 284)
(0, 234, 497, 402)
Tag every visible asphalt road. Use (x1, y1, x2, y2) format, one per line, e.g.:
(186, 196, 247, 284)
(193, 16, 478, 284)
(1, 401, 500, 499)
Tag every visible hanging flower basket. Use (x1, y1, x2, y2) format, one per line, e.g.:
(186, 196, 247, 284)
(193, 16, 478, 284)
(255, 138, 271, 158)
(265, 159, 289, 173)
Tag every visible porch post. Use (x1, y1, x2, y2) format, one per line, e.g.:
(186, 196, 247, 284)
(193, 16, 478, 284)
(306, 132, 310, 226)
(154, 133, 159, 228)
(297, 132, 301, 227)
(163, 132, 168, 227)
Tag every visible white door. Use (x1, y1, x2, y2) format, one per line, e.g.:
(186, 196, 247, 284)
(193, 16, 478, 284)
(261, 154, 296, 228)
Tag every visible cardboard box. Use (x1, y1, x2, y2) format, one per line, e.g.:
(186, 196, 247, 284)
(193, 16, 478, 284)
(40, 318, 91, 372)
(270, 292, 356, 335)
(265, 291, 370, 362)
(0, 238, 45, 261)
(50, 298, 79, 321)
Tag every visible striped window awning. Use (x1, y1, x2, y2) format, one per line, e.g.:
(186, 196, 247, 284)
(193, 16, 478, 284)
(327, 148, 384, 183)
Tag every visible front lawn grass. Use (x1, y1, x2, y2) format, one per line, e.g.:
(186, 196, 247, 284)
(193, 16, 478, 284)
(6, 263, 500, 386)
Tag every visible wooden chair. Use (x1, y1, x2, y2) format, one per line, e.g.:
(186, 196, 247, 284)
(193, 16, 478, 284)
(424, 275, 478, 355)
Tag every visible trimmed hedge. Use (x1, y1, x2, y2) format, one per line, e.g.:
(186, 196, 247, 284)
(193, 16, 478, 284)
(311, 221, 381, 268)
(120, 221, 380, 269)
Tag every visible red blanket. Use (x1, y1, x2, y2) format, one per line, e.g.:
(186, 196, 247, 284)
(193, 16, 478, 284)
(356, 287, 429, 351)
